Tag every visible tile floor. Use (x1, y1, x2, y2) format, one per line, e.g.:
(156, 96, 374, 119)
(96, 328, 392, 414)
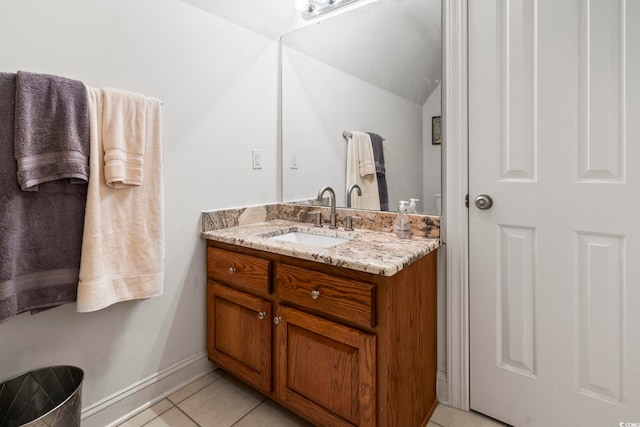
(117, 368, 508, 427)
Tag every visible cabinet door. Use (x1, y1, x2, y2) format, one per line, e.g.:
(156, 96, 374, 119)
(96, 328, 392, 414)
(207, 281, 272, 393)
(275, 306, 376, 427)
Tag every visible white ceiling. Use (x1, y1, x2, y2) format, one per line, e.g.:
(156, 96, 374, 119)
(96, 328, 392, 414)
(181, 0, 441, 105)
(180, 0, 302, 39)
(282, 0, 441, 105)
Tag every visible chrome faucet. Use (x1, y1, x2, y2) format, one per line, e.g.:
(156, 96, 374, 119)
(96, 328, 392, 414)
(346, 184, 362, 208)
(317, 186, 338, 229)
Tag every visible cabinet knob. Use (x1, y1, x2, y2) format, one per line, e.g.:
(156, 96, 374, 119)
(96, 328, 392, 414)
(257, 312, 266, 320)
(310, 290, 320, 300)
(273, 316, 282, 325)
(228, 267, 236, 274)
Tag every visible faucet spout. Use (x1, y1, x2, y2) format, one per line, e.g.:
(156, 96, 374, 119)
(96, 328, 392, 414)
(346, 184, 362, 208)
(317, 186, 338, 229)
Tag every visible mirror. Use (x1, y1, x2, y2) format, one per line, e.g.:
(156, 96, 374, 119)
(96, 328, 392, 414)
(281, 0, 442, 214)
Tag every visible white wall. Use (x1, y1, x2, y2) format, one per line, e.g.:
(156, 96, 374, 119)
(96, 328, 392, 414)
(282, 47, 423, 208)
(423, 83, 442, 214)
(0, 0, 278, 416)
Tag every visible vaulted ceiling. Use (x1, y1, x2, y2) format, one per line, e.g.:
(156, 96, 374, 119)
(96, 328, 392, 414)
(182, 0, 441, 105)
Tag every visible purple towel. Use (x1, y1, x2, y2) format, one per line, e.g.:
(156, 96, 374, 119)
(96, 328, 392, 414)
(368, 132, 388, 211)
(14, 71, 89, 191)
(0, 72, 87, 323)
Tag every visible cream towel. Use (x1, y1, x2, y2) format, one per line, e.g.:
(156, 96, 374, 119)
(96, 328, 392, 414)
(102, 88, 147, 188)
(77, 87, 164, 313)
(346, 131, 380, 210)
(356, 133, 376, 177)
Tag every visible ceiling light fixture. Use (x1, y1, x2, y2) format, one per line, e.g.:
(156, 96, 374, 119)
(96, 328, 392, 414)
(296, 0, 362, 20)
(294, 0, 315, 13)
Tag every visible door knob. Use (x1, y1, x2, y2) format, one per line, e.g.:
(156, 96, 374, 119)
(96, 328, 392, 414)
(475, 194, 493, 210)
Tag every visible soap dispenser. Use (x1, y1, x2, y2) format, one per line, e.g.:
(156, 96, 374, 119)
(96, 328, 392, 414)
(409, 198, 420, 214)
(393, 201, 411, 239)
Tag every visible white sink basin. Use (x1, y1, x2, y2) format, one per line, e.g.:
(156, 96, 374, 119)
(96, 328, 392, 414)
(267, 231, 351, 248)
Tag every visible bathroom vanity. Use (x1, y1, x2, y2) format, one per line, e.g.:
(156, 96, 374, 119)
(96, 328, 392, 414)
(202, 209, 440, 427)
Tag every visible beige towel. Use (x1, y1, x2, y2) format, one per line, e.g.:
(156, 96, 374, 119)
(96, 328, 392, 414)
(102, 88, 147, 188)
(346, 131, 380, 210)
(356, 133, 376, 177)
(77, 87, 164, 313)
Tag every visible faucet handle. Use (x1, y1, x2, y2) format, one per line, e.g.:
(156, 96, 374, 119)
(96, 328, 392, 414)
(307, 211, 323, 227)
(344, 215, 362, 231)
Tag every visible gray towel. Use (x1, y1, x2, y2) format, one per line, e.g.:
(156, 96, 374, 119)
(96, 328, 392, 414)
(14, 71, 89, 191)
(0, 72, 87, 323)
(369, 132, 386, 175)
(368, 132, 388, 211)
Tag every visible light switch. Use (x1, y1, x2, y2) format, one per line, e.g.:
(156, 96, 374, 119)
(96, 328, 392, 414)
(252, 149, 262, 169)
(290, 151, 299, 169)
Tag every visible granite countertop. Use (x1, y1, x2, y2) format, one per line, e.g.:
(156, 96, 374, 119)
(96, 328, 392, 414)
(200, 219, 440, 276)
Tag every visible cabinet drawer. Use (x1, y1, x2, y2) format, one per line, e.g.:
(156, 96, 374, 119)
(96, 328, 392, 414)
(276, 263, 375, 329)
(207, 247, 271, 295)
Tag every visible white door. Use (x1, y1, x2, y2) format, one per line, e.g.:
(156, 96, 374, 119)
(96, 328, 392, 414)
(469, 1, 640, 426)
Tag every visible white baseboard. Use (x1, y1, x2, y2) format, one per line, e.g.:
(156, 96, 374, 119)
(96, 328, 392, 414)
(81, 352, 215, 427)
(437, 370, 448, 405)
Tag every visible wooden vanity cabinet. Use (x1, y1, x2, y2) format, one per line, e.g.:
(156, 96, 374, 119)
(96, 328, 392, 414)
(206, 240, 437, 427)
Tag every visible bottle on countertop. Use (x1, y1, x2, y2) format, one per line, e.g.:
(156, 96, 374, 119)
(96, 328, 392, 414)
(393, 200, 412, 239)
(408, 198, 420, 214)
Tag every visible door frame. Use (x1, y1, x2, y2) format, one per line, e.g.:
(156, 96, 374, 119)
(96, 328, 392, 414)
(442, 0, 470, 411)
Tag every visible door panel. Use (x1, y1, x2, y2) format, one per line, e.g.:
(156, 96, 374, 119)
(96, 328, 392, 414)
(469, 1, 640, 425)
(496, 225, 536, 378)
(575, 232, 624, 403)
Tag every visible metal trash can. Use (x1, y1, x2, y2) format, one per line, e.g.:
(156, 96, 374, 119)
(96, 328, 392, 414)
(0, 365, 83, 427)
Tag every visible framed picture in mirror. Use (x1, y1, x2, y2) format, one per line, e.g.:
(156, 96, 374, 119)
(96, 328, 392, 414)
(432, 116, 441, 145)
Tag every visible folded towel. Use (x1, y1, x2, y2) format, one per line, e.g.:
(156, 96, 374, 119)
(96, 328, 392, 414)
(14, 71, 89, 191)
(369, 132, 386, 175)
(356, 132, 376, 177)
(368, 132, 388, 211)
(77, 87, 164, 312)
(101, 88, 148, 188)
(0, 72, 87, 323)
(346, 131, 380, 210)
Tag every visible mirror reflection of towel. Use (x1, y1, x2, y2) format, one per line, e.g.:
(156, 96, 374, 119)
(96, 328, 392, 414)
(356, 133, 376, 177)
(346, 131, 380, 210)
(368, 132, 388, 211)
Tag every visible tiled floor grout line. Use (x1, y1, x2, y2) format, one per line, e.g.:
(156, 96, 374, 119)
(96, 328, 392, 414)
(123, 369, 225, 427)
(160, 370, 229, 427)
(138, 400, 176, 427)
(174, 403, 205, 427)
(168, 369, 226, 406)
(229, 397, 269, 426)
(120, 370, 507, 427)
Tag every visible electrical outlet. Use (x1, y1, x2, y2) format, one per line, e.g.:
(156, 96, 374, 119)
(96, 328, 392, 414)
(252, 149, 262, 169)
(290, 151, 299, 169)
